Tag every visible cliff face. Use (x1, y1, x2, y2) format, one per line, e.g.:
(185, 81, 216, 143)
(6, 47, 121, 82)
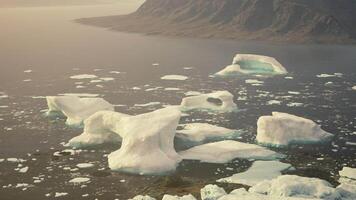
(78, 0, 356, 43)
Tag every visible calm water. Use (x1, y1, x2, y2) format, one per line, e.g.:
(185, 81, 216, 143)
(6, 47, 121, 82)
(0, 1, 355, 199)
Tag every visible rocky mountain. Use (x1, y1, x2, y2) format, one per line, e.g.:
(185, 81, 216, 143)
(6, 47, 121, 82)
(78, 0, 356, 44)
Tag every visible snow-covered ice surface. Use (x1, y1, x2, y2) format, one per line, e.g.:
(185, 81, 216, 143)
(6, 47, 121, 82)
(257, 112, 334, 146)
(46, 96, 114, 126)
(179, 140, 284, 163)
(180, 91, 237, 112)
(176, 123, 241, 143)
(217, 160, 292, 186)
(215, 54, 287, 76)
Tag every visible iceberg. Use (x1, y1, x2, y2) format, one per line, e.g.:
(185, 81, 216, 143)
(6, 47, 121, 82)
(179, 140, 283, 163)
(200, 184, 226, 200)
(215, 54, 287, 76)
(180, 91, 237, 112)
(129, 195, 156, 200)
(257, 112, 333, 146)
(217, 160, 291, 186)
(249, 175, 340, 199)
(46, 96, 114, 126)
(337, 167, 356, 200)
(69, 107, 182, 175)
(176, 123, 241, 143)
(162, 194, 196, 200)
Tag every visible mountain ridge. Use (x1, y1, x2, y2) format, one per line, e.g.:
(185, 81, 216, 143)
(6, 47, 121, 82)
(77, 0, 356, 44)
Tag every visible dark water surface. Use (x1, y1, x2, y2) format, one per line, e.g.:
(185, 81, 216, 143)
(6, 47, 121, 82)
(0, 2, 355, 200)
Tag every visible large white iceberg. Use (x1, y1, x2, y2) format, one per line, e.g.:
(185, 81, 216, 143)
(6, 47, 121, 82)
(257, 112, 333, 146)
(176, 123, 241, 143)
(107, 107, 182, 175)
(215, 54, 287, 76)
(180, 91, 237, 112)
(179, 140, 283, 163)
(68, 111, 130, 148)
(217, 160, 292, 186)
(249, 175, 340, 199)
(46, 96, 114, 126)
(68, 107, 182, 175)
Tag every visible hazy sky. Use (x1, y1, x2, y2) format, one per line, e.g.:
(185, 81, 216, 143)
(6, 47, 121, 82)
(0, 0, 142, 7)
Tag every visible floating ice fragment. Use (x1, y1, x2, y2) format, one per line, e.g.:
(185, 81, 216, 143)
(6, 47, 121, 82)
(200, 184, 226, 200)
(257, 112, 333, 147)
(180, 140, 283, 163)
(217, 161, 291, 186)
(69, 177, 90, 184)
(46, 96, 114, 126)
(180, 91, 237, 112)
(176, 123, 241, 143)
(54, 192, 68, 198)
(19, 166, 29, 173)
(161, 75, 188, 81)
(70, 74, 97, 79)
(24, 70, 32, 73)
(352, 86, 356, 90)
(245, 79, 264, 84)
(76, 163, 94, 169)
(215, 54, 287, 76)
(129, 195, 156, 200)
(316, 73, 343, 78)
(267, 100, 281, 105)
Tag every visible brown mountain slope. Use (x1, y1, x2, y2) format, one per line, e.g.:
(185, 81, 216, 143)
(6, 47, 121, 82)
(77, 0, 356, 44)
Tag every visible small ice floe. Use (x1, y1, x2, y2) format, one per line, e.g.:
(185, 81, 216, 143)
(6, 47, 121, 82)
(161, 75, 188, 81)
(19, 166, 29, 173)
(46, 96, 114, 126)
(245, 79, 264, 85)
(200, 184, 226, 200)
(100, 77, 115, 81)
(23, 79, 32, 82)
(7, 158, 26, 163)
(176, 123, 241, 143)
(129, 195, 156, 200)
(134, 102, 161, 107)
(0, 92, 8, 99)
(90, 79, 103, 83)
(24, 70, 32, 73)
(288, 91, 300, 95)
(145, 87, 163, 91)
(109, 71, 121, 74)
(180, 91, 237, 112)
(267, 100, 281, 105)
(69, 107, 182, 175)
(76, 163, 94, 169)
(184, 91, 202, 96)
(215, 54, 287, 76)
(286, 102, 303, 107)
(285, 76, 294, 79)
(352, 86, 356, 90)
(217, 161, 292, 186)
(54, 192, 68, 198)
(162, 194, 196, 200)
(69, 177, 90, 184)
(183, 67, 193, 70)
(152, 63, 160, 66)
(257, 112, 333, 147)
(316, 73, 343, 78)
(164, 87, 181, 91)
(249, 175, 340, 199)
(179, 140, 283, 163)
(132, 87, 141, 90)
(70, 74, 97, 79)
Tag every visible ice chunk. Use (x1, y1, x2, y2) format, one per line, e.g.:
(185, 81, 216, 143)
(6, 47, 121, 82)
(176, 123, 241, 143)
(106, 107, 182, 174)
(54, 192, 68, 198)
(70, 74, 97, 79)
(217, 161, 291, 186)
(316, 73, 342, 78)
(76, 163, 94, 169)
(180, 91, 237, 112)
(69, 177, 90, 184)
(215, 54, 287, 76)
(200, 184, 226, 200)
(68, 111, 130, 148)
(179, 140, 283, 163)
(257, 112, 333, 147)
(249, 175, 340, 199)
(19, 166, 29, 173)
(46, 96, 114, 126)
(162, 194, 196, 200)
(129, 195, 156, 200)
(352, 86, 356, 90)
(161, 75, 188, 81)
(339, 167, 356, 180)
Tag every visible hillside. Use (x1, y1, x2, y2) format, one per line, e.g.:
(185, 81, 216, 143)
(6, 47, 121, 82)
(77, 0, 356, 44)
